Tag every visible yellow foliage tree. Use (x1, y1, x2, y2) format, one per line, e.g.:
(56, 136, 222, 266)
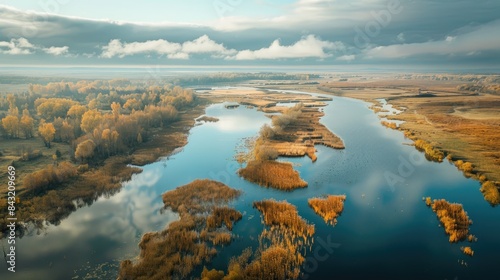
(1, 115, 20, 138)
(75, 139, 96, 162)
(38, 122, 56, 148)
(20, 109, 34, 138)
(80, 109, 103, 134)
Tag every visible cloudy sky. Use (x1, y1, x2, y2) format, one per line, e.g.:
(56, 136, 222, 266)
(0, 0, 499, 69)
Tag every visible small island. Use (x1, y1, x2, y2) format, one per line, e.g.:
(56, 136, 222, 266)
(308, 195, 346, 226)
(425, 198, 473, 243)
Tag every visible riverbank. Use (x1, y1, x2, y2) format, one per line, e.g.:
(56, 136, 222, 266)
(264, 82, 500, 205)
(201, 88, 344, 190)
(0, 99, 208, 234)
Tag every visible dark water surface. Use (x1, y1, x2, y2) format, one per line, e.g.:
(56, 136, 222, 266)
(2, 90, 499, 280)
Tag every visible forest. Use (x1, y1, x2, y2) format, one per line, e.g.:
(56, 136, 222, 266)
(0, 79, 198, 234)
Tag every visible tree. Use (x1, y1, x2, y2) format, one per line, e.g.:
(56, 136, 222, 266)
(20, 109, 34, 138)
(137, 132, 143, 144)
(75, 139, 96, 162)
(123, 98, 142, 111)
(111, 102, 121, 121)
(80, 109, 103, 134)
(39, 122, 56, 148)
(67, 104, 87, 120)
(2, 115, 20, 138)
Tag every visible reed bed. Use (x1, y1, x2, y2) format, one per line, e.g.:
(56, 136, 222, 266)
(118, 179, 241, 280)
(238, 160, 307, 190)
(427, 198, 473, 243)
(308, 195, 346, 226)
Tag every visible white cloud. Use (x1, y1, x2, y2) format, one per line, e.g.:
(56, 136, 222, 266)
(100, 35, 236, 59)
(364, 20, 500, 59)
(228, 35, 342, 60)
(0, 37, 70, 56)
(181, 35, 236, 55)
(0, 37, 35, 55)
(43, 46, 69, 56)
(337, 54, 356, 61)
(101, 39, 182, 58)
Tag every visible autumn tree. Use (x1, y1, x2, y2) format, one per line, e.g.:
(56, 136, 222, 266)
(36, 98, 77, 120)
(1, 115, 20, 138)
(111, 102, 121, 121)
(59, 121, 75, 142)
(101, 129, 119, 156)
(75, 139, 96, 162)
(38, 122, 56, 148)
(80, 109, 103, 134)
(20, 109, 35, 138)
(123, 98, 142, 111)
(67, 104, 87, 120)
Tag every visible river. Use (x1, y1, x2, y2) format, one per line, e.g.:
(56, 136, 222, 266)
(1, 90, 499, 280)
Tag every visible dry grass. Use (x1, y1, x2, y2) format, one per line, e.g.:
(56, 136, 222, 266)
(308, 195, 346, 226)
(118, 179, 242, 280)
(254, 200, 315, 238)
(428, 199, 473, 243)
(226, 200, 314, 280)
(381, 121, 398, 129)
(200, 200, 315, 280)
(196, 115, 219, 122)
(238, 160, 307, 190)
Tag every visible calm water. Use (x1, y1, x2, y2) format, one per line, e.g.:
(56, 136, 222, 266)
(2, 90, 499, 280)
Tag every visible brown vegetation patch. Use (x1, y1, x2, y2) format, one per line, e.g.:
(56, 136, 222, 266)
(308, 195, 346, 226)
(202, 200, 314, 280)
(381, 121, 398, 130)
(413, 139, 445, 162)
(238, 160, 307, 190)
(197, 115, 219, 122)
(461, 246, 474, 257)
(118, 179, 242, 280)
(427, 198, 473, 243)
(480, 181, 500, 206)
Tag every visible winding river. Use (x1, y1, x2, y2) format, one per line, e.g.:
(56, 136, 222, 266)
(1, 89, 499, 280)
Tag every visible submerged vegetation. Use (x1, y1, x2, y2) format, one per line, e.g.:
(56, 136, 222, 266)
(426, 198, 473, 243)
(118, 179, 241, 280)
(308, 195, 346, 226)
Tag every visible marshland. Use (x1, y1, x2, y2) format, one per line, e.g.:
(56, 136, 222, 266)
(1, 73, 500, 280)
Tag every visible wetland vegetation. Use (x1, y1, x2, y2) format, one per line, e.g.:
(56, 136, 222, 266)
(118, 179, 241, 280)
(308, 195, 346, 226)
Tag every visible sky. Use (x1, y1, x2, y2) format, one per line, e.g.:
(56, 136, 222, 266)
(0, 0, 499, 69)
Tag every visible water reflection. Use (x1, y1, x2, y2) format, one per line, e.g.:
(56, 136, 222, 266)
(2, 93, 499, 280)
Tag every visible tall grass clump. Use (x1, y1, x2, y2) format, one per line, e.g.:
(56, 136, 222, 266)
(308, 195, 346, 226)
